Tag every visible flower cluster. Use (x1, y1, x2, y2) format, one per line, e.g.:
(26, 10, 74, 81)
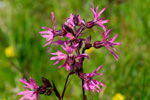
(17, 77, 38, 100)
(81, 65, 104, 94)
(18, 3, 121, 100)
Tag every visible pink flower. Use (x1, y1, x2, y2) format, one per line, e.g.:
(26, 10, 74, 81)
(94, 29, 121, 61)
(65, 14, 75, 29)
(50, 42, 89, 70)
(39, 12, 56, 50)
(53, 40, 70, 45)
(90, 3, 108, 31)
(17, 77, 38, 100)
(64, 14, 85, 39)
(101, 29, 121, 61)
(50, 42, 77, 70)
(81, 65, 104, 94)
(50, 50, 68, 65)
(65, 14, 85, 29)
(60, 42, 78, 55)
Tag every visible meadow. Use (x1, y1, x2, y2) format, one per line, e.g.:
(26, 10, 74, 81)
(0, 0, 150, 99)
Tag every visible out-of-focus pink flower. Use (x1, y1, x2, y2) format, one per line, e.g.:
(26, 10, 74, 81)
(39, 12, 56, 50)
(82, 65, 104, 94)
(90, 3, 108, 31)
(17, 77, 38, 100)
(96, 29, 121, 61)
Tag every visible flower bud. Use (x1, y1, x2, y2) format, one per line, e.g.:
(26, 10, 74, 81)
(93, 41, 104, 48)
(42, 77, 52, 88)
(78, 39, 83, 49)
(55, 29, 67, 36)
(85, 43, 92, 50)
(86, 21, 95, 28)
(85, 35, 92, 49)
(64, 24, 75, 36)
(73, 14, 79, 25)
(85, 35, 91, 44)
(37, 85, 46, 94)
(46, 89, 53, 96)
(67, 56, 75, 66)
(75, 62, 82, 74)
(80, 24, 86, 31)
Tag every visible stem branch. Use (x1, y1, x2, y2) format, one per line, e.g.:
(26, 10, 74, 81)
(60, 73, 70, 100)
(82, 79, 86, 100)
(9, 60, 27, 79)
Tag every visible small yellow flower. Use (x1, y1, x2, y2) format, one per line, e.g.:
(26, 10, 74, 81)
(85, 47, 95, 55)
(5, 46, 15, 57)
(112, 93, 125, 100)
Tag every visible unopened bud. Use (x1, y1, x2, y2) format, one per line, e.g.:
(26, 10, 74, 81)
(67, 56, 75, 66)
(75, 62, 82, 74)
(37, 85, 46, 94)
(86, 21, 95, 28)
(42, 77, 52, 88)
(78, 39, 83, 49)
(46, 89, 53, 96)
(85, 35, 91, 44)
(93, 41, 104, 48)
(85, 43, 92, 49)
(64, 24, 75, 36)
(85, 35, 92, 49)
(73, 15, 79, 25)
(55, 29, 67, 36)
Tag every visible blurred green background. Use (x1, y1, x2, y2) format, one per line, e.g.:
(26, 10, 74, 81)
(0, 0, 150, 100)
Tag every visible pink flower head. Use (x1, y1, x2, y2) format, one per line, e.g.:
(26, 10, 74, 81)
(90, 3, 108, 31)
(50, 42, 89, 70)
(61, 42, 78, 54)
(77, 15, 85, 25)
(65, 13, 75, 29)
(17, 77, 38, 100)
(100, 29, 121, 61)
(39, 12, 56, 50)
(65, 14, 85, 29)
(81, 65, 104, 94)
(50, 50, 68, 65)
(50, 50, 70, 70)
(75, 53, 89, 60)
(50, 42, 78, 70)
(64, 14, 85, 39)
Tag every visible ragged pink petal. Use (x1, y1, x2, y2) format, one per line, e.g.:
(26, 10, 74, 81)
(17, 77, 38, 100)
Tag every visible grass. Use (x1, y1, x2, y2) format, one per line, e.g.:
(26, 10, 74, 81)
(0, 0, 150, 99)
